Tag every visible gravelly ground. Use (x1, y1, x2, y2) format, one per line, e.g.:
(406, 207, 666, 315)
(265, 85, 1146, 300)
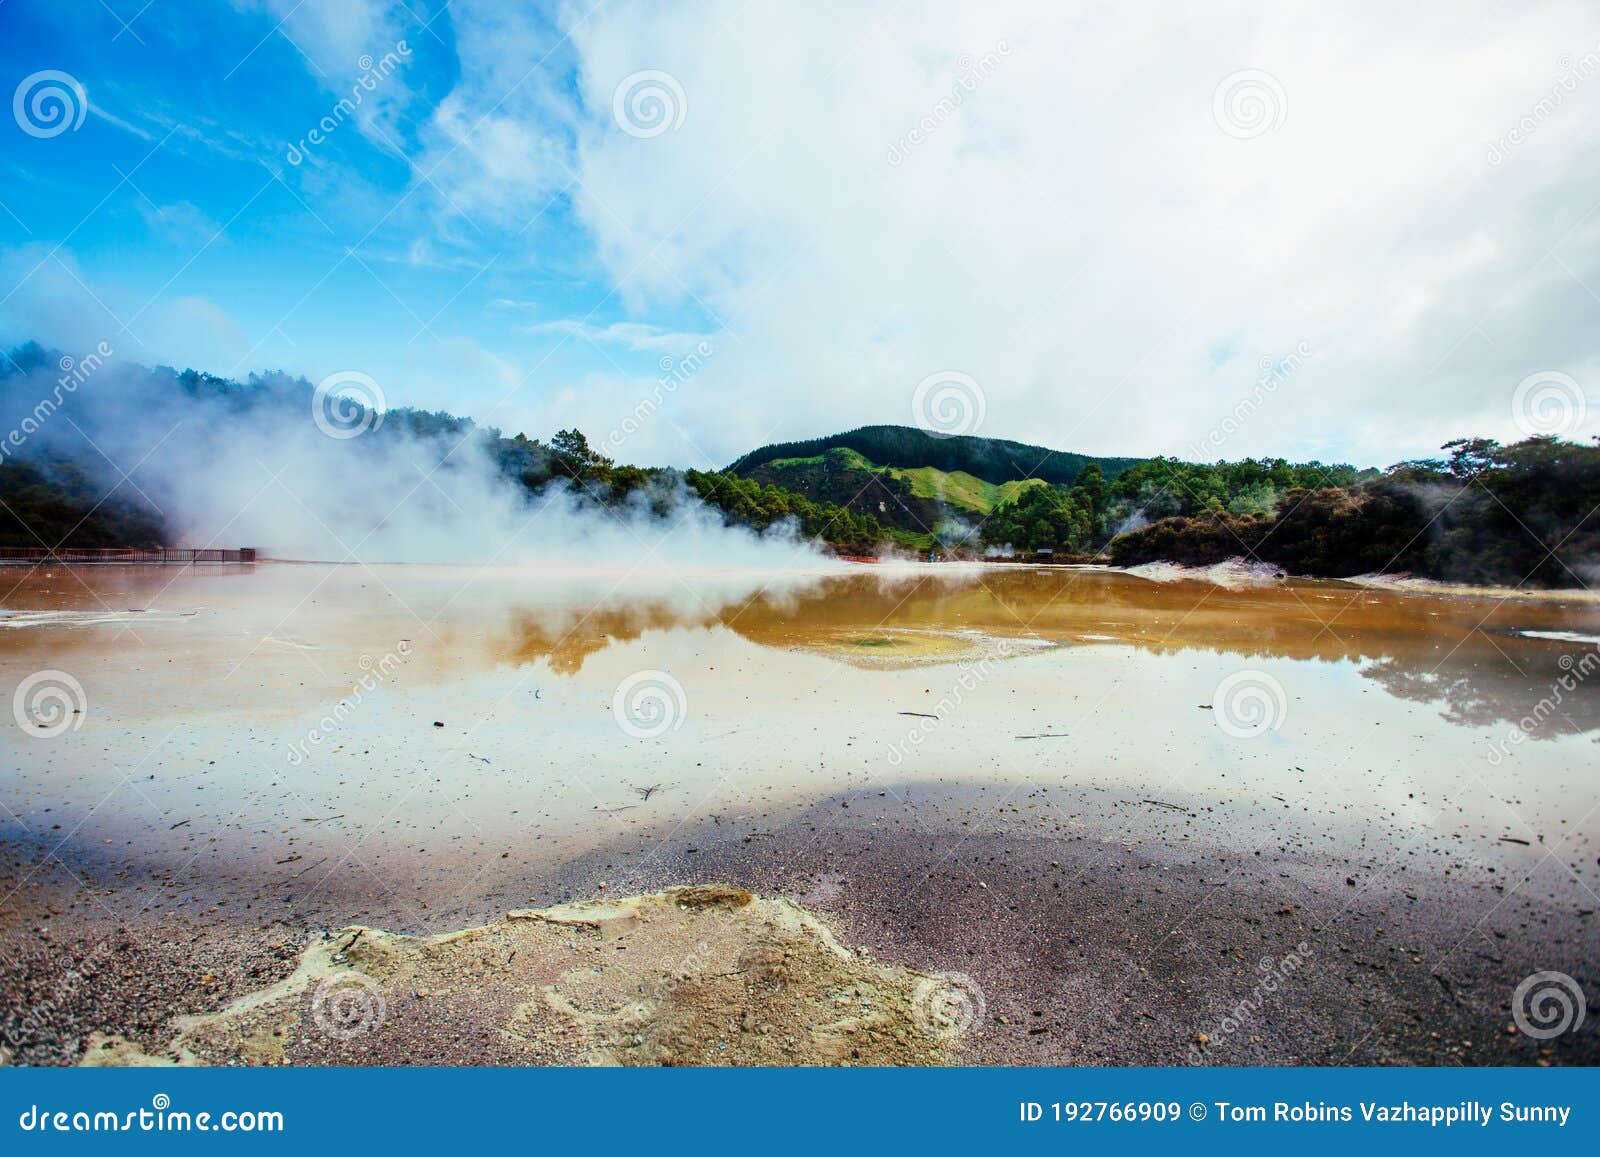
(2, 782, 1595, 1066)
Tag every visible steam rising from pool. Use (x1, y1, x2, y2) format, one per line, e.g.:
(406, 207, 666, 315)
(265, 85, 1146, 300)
(0, 348, 830, 568)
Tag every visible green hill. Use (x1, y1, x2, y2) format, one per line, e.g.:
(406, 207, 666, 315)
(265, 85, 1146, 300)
(765, 448, 1049, 514)
(729, 424, 1139, 486)
(731, 426, 1138, 539)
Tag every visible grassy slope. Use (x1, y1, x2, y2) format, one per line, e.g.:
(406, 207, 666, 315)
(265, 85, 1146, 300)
(766, 447, 1050, 515)
(891, 467, 1049, 514)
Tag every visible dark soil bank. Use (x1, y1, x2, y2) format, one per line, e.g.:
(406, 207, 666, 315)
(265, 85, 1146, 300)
(3, 782, 1595, 1066)
(537, 786, 1598, 1066)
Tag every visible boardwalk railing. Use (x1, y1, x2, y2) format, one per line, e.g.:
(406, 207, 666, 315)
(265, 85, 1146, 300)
(0, 547, 257, 565)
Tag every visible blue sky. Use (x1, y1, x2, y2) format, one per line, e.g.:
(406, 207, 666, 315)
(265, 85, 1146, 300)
(2, 2, 1596, 467)
(1, 1, 719, 461)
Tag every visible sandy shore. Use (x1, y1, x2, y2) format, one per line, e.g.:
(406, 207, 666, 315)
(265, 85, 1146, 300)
(3, 784, 1596, 1067)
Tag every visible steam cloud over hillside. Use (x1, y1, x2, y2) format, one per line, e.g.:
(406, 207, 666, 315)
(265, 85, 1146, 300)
(0, 344, 827, 568)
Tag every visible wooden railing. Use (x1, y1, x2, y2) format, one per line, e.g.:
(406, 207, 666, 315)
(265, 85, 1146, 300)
(0, 547, 257, 565)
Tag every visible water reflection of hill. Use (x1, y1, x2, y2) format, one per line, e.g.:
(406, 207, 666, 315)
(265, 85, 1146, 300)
(494, 567, 1600, 737)
(501, 602, 719, 675)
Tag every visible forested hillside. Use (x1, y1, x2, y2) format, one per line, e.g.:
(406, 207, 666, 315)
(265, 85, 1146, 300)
(729, 425, 1140, 485)
(1108, 437, 1600, 587)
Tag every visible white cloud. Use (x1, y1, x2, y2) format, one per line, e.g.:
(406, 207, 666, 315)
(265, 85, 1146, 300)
(516, 317, 711, 353)
(241, 0, 423, 154)
(0, 245, 248, 374)
(533, 0, 1600, 466)
(84, 2, 1600, 469)
(136, 200, 223, 248)
(409, 0, 578, 229)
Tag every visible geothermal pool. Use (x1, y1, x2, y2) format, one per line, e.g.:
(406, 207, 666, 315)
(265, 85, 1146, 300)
(2, 561, 1598, 929)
